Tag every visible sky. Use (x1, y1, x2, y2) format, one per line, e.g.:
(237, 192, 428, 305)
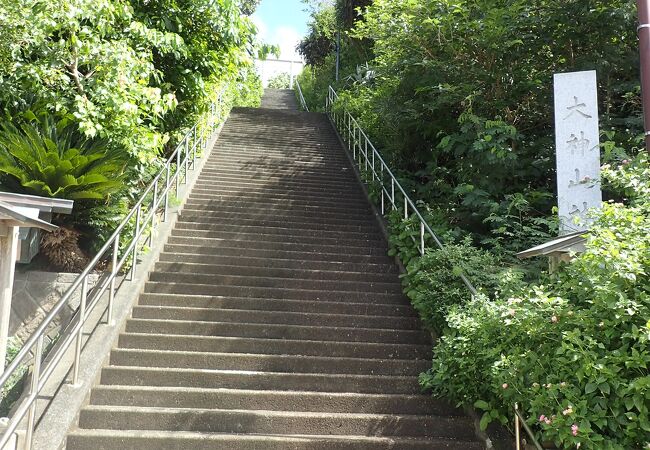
(251, 0, 311, 61)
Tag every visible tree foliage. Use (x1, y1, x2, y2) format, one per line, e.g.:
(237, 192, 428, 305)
(0, 0, 262, 244)
(301, 0, 640, 254)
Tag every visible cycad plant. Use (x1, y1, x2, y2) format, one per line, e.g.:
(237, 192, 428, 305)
(0, 111, 127, 200)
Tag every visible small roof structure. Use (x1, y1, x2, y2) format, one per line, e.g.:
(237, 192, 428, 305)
(0, 192, 73, 215)
(1, 193, 67, 374)
(517, 230, 587, 260)
(0, 201, 58, 232)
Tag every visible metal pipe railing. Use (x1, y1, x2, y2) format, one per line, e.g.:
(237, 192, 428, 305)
(326, 85, 547, 449)
(0, 86, 228, 450)
(515, 403, 543, 450)
(295, 79, 309, 112)
(325, 85, 477, 295)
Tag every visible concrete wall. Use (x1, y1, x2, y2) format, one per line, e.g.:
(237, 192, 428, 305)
(9, 270, 100, 345)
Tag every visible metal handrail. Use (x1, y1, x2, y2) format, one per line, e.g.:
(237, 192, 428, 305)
(0, 87, 227, 450)
(515, 403, 543, 450)
(325, 86, 545, 449)
(325, 86, 477, 295)
(295, 79, 309, 112)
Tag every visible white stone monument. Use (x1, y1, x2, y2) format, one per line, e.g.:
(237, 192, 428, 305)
(553, 70, 602, 234)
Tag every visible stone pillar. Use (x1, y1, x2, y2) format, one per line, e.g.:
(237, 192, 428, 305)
(0, 225, 19, 374)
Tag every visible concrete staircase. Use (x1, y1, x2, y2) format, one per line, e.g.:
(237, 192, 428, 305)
(65, 90, 483, 449)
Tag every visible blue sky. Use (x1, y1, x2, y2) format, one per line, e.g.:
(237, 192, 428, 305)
(252, 0, 311, 60)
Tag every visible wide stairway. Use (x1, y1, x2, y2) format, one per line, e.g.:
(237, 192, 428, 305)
(66, 90, 483, 449)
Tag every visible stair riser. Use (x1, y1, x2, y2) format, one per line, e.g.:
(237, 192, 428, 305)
(163, 238, 388, 257)
(201, 162, 353, 175)
(200, 166, 356, 180)
(172, 222, 381, 240)
(181, 203, 372, 219)
(162, 244, 393, 265)
(194, 176, 359, 190)
(175, 217, 380, 233)
(78, 408, 473, 438)
(100, 367, 424, 394)
(117, 335, 430, 360)
(128, 309, 421, 332)
(67, 434, 479, 450)
(189, 184, 364, 200)
(89, 387, 456, 415)
(157, 253, 396, 274)
(109, 349, 429, 376)
(177, 215, 377, 232)
(153, 262, 396, 283)
(137, 294, 415, 317)
(144, 281, 407, 304)
(186, 193, 371, 208)
(147, 271, 401, 293)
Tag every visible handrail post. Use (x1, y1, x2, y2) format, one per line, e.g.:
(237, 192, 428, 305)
(184, 132, 189, 184)
(404, 195, 408, 220)
(24, 335, 43, 450)
(175, 142, 181, 193)
(107, 233, 119, 325)
(130, 207, 142, 280)
(515, 403, 521, 450)
(420, 222, 425, 255)
(164, 162, 170, 222)
(72, 277, 88, 386)
(151, 180, 158, 246)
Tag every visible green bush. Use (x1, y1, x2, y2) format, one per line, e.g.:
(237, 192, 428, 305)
(400, 241, 513, 335)
(267, 73, 291, 90)
(0, 111, 127, 200)
(422, 156, 650, 449)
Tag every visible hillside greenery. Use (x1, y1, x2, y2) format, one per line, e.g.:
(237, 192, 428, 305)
(0, 0, 263, 260)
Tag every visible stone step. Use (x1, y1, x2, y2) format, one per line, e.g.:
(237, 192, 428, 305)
(99, 366, 426, 394)
(129, 307, 421, 331)
(108, 349, 429, 376)
(200, 165, 356, 179)
(177, 212, 377, 230)
(144, 280, 407, 304)
(161, 244, 393, 265)
(171, 222, 384, 241)
(194, 172, 358, 187)
(116, 333, 431, 360)
(157, 252, 396, 273)
(77, 405, 475, 438)
(201, 161, 354, 174)
(163, 236, 387, 256)
(188, 187, 368, 204)
(67, 429, 483, 450)
(89, 385, 457, 415)
(186, 191, 371, 208)
(153, 260, 396, 282)
(182, 200, 373, 218)
(175, 216, 380, 233)
(137, 293, 415, 317)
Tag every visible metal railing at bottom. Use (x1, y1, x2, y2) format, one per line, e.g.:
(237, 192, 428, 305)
(0, 89, 228, 450)
(325, 85, 546, 450)
(295, 79, 309, 112)
(515, 403, 544, 450)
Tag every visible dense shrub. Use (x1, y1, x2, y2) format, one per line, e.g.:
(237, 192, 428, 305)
(299, 0, 640, 255)
(268, 73, 292, 89)
(0, 0, 263, 250)
(422, 156, 650, 449)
